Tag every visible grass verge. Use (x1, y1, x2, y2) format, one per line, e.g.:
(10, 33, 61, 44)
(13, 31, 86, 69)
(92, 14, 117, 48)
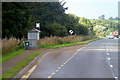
(42, 37, 103, 49)
(2, 52, 41, 79)
(2, 49, 25, 63)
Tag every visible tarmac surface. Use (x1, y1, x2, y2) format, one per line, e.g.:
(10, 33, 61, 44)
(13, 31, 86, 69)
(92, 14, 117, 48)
(26, 39, 118, 78)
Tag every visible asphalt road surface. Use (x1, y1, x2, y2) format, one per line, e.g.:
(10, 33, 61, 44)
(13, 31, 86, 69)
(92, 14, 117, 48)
(28, 39, 118, 79)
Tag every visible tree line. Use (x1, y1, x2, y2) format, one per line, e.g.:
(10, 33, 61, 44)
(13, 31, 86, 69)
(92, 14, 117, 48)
(2, 2, 119, 39)
(98, 15, 120, 20)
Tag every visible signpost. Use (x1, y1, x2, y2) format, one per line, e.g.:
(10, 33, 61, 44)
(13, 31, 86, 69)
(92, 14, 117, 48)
(36, 23, 40, 31)
(36, 23, 40, 40)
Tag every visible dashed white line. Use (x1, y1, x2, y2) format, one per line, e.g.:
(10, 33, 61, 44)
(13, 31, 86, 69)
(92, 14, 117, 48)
(106, 41, 117, 78)
(110, 64, 113, 68)
(108, 57, 111, 60)
(114, 77, 118, 79)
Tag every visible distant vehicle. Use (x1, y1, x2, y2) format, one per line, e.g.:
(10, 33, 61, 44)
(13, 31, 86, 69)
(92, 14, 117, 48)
(113, 31, 118, 38)
(108, 35, 114, 39)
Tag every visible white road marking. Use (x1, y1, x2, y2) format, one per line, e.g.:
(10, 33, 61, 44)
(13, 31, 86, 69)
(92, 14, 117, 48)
(106, 41, 117, 78)
(114, 77, 118, 79)
(108, 58, 111, 60)
(107, 53, 109, 55)
(110, 65, 113, 68)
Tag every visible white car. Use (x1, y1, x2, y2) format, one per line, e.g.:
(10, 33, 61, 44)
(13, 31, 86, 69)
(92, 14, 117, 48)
(108, 35, 114, 39)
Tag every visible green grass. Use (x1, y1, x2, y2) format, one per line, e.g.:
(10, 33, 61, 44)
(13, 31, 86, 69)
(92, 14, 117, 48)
(42, 37, 102, 49)
(2, 49, 25, 63)
(109, 20, 119, 23)
(2, 51, 41, 79)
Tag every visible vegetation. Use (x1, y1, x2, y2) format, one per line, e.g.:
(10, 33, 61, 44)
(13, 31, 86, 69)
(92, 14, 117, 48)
(40, 35, 97, 48)
(40, 36, 102, 49)
(90, 19, 118, 35)
(2, 50, 24, 63)
(98, 15, 105, 20)
(2, 2, 119, 79)
(2, 2, 68, 38)
(3, 2, 118, 39)
(2, 52, 41, 79)
(2, 2, 119, 55)
(2, 38, 25, 55)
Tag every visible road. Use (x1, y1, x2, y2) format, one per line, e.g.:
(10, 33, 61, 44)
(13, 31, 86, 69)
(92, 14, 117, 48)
(27, 39, 118, 79)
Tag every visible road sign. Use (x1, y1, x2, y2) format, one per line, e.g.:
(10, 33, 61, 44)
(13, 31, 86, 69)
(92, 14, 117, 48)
(36, 23, 40, 28)
(69, 30, 73, 35)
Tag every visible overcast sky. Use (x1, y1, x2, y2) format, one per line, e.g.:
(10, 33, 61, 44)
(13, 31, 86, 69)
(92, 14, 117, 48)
(64, 0, 119, 19)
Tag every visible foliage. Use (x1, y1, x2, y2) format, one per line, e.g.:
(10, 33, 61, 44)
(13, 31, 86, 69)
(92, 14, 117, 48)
(2, 50, 24, 63)
(2, 2, 67, 38)
(91, 19, 118, 36)
(40, 35, 97, 48)
(46, 22, 68, 37)
(93, 25, 106, 36)
(79, 17, 93, 35)
(2, 37, 25, 55)
(2, 2, 119, 38)
(98, 15, 105, 20)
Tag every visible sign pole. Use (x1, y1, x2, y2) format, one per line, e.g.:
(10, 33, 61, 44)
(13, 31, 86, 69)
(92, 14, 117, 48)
(36, 23, 40, 40)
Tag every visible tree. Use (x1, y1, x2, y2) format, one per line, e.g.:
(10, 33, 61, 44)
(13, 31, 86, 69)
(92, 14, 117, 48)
(2, 2, 68, 38)
(93, 25, 106, 36)
(108, 17, 113, 20)
(79, 17, 94, 35)
(98, 15, 105, 20)
(2, 3, 30, 39)
(46, 22, 68, 37)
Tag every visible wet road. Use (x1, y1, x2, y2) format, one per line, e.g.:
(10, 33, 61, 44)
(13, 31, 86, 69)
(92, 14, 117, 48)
(28, 39, 118, 78)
